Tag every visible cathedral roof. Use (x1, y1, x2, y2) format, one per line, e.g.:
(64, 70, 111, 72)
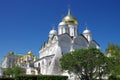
(89, 40, 100, 48)
(62, 9, 78, 25)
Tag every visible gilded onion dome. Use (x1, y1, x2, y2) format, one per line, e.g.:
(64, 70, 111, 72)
(28, 51, 33, 56)
(62, 9, 78, 25)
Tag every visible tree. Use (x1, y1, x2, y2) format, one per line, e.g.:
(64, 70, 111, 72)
(106, 43, 120, 57)
(13, 66, 24, 77)
(106, 43, 120, 76)
(60, 48, 109, 80)
(4, 67, 14, 77)
(3, 65, 24, 77)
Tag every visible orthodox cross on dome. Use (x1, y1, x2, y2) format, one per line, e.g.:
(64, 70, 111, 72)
(84, 22, 88, 30)
(83, 22, 91, 34)
(67, 5, 71, 16)
(52, 24, 55, 30)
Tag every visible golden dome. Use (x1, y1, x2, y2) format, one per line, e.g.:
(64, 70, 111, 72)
(28, 51, 33, 55)
(62, 9, 78, 25)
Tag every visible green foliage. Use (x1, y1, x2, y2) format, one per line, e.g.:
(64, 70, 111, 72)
(60, 48, 109, 80)
(15, 75, 37, 80)
(15, 75, 68, 80)
(109, 75, 120, 80)
(108, 57, 120, 76)
(14, 66, 24, 77)
(4, 67, 14, 77)
(0, 78, 14, 80)
(37, 75, 68, 80)
(106, 43, 120, 76)
(106, 43, 120, 56)
(3, 66, 24, 77)
(0, 75, 68, 80)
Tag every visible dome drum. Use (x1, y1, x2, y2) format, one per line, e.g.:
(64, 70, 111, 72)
(58, 21, 67, 26)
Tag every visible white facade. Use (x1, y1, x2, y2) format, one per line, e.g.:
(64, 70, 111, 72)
(0, 65, 2, 77)
(1, 52, 18, 68)
(35, 9, 100, 78)
(0, 52, 19, 77)
(16, 51, 37, 75)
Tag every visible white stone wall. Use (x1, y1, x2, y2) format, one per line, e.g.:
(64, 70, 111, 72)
(39, 40, 62, 75)
(1, 57, 8, 68)
(68, 24, 77, 37)
(0, 67, 2, 77)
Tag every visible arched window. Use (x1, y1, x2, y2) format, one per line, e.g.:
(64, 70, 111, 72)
(37, 63, 41, 74)
(38, 63, 40, 67)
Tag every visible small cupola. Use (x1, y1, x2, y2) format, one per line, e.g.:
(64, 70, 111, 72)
(83, 27, 92, 42)
(49, 27, 57, 39)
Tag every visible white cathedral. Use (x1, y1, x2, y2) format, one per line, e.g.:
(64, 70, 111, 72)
(34, 9, 100, 78)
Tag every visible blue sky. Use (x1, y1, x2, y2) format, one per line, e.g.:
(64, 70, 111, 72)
(0, 0, 120, 62)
